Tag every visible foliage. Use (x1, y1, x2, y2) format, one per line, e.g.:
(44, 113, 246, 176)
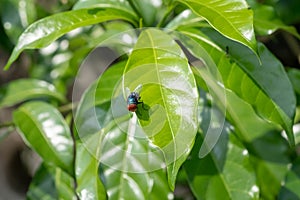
(1, 0, 300, 199)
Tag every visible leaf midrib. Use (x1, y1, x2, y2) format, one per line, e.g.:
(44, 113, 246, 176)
(146, 30, 177, 174)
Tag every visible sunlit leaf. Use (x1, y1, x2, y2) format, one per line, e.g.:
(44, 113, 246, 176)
(100, 118, 164, 200)
(176, 0, 258, 54)
(74, 61, 125, 139)
(166, 9, 204, 30)
(0, 79, 66, 108)
(123, 28, 198, 189)
(13, 101, 74, 175)
(4, 7, 138, 69)
(75, 59, 170, 199)
(55, 168, 77, 200)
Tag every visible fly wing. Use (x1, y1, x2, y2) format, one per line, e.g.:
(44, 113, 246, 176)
(125, 87, 131, 98)
(134, 84, 143, 94)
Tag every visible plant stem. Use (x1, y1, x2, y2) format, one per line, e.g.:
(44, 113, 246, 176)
(0, 125, 15, 142)
(0, 121, 14, 129)
(58, 102, 78, 114)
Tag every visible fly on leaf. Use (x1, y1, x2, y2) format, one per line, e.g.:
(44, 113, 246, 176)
(126, 84, 143, 112)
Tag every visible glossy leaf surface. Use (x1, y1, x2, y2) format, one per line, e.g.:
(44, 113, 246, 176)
(74, 61, 125, 140)
(4, 7, 137, 69)
(184, 94, 259, 200)
(166, 9, 204, 30)
(0, 79, 65, 108)
(27, 163, 58, 200)
(13, 101, 74, 175)
(76, 141, 106, 200)
(179, 28, 295, 145)
(177, 0, 257, 54)
(74, 58, 172, 199)
(73, 0, 132, 11)
(1, 0, 37, 43)
(55, 168, 77, 200)
(100, 118, 165, 200)
(123, 28, 198, 189)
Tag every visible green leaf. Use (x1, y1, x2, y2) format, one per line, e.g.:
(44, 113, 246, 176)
(249, 131, 290, 199)
(74, 62, 121, 199)
(73, 0, 132, 11)
(87, 22, 137, 54)
(176, 0, 257, 54)
(184, 96, 259, 200)
(55, 168, 77, 200)
(149, 169, 172, 200)
(179, 28, 296, 145)
(279, 157, 300, 199)
(27, 163, 58, 200)
(13, 101, 74, 175)
(129, 0, 161, 26)
(250, 2, 300, 39)
(166, 9, 204, 30)
(288, 68, 300, 106)
(76, 140, 106, 200)
(100, 118, 165, 200)
(0, 79, 66, 108)
(75, 59, 170, 199)
(123, 28, 198, 190)
(1, 0, 37, 43)
(74, 61, 125, 139)
(4, 7, 138, 70)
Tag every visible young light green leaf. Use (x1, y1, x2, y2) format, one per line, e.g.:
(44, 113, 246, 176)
(4, 7, 138, 70)
(0, 79, 66, 108)
(123, 28, 198, 190)
(13, 101, 74, 175)
(176, 0, 257, 54)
